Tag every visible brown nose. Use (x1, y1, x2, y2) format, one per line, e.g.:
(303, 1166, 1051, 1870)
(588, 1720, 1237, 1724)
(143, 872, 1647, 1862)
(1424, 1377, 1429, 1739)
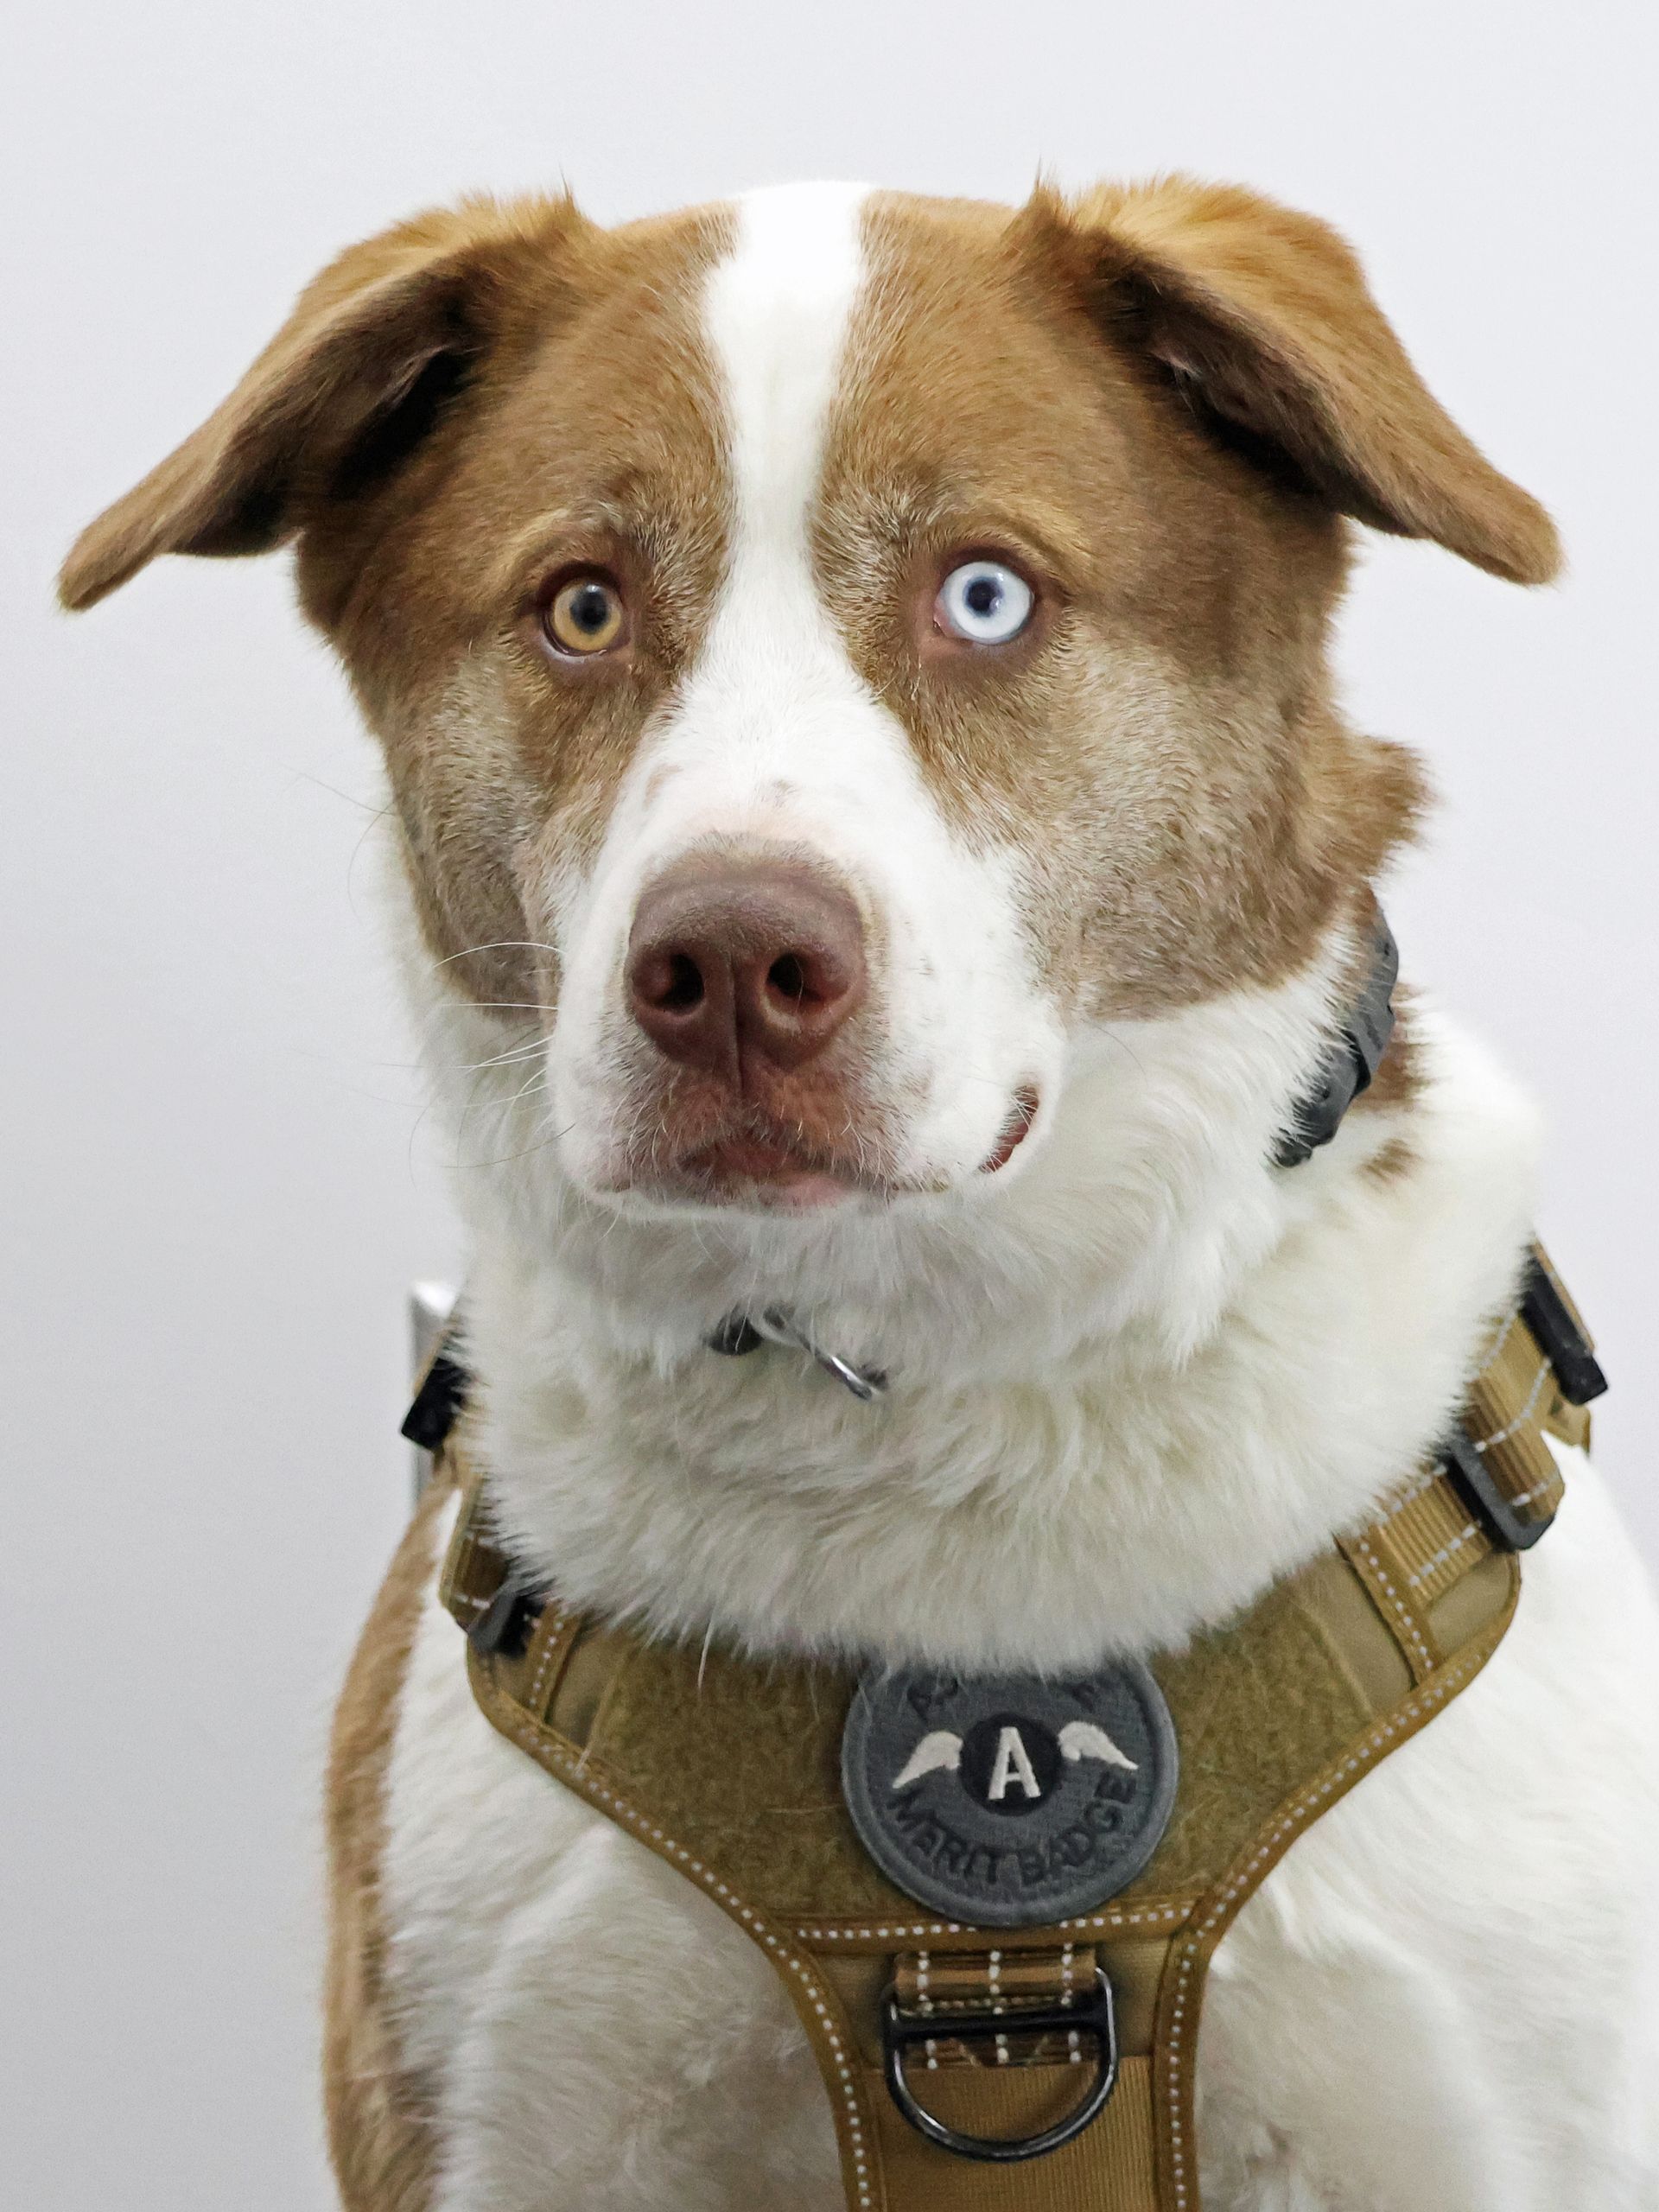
(626, 859, 867, 1083)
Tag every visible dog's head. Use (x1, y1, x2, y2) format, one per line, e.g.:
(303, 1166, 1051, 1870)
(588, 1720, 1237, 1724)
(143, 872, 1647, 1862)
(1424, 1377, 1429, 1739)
(63, 181, 1554, 1243)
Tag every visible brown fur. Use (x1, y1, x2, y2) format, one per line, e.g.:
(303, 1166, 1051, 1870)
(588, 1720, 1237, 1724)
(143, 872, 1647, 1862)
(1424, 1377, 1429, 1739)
(59, 196, 595, 611)
(324, 1474, 454, 2212)
(832, 175, 1556, 1014)
(1064, 178, 1560, 585)
(61, 195, 735, 1019)
(59, 176, 1552, 1039)
(818, 188, 1457, 1020)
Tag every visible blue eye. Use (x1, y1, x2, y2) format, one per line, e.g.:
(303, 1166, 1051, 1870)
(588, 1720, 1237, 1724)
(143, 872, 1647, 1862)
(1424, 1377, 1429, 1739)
(936, 559, 1034, 645)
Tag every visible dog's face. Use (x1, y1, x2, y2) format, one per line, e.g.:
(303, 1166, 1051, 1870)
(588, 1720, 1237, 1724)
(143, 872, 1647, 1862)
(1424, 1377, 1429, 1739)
(63, 181, 1555, 1226)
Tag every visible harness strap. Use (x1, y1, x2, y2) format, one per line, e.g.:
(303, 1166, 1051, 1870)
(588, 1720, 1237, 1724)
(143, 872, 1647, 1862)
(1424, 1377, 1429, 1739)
(435, 1244, 1596, 2210)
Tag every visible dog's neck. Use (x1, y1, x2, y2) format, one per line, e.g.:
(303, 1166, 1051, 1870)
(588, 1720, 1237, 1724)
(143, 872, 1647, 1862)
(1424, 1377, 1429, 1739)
(419, 933, 1539, 1672)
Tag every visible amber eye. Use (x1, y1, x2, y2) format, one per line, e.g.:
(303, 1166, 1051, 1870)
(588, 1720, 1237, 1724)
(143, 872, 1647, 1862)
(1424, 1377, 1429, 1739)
(543, 573, 626, 656)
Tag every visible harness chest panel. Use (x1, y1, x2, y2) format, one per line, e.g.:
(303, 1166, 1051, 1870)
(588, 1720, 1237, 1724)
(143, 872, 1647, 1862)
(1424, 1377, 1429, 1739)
(434, 1247, 1599, 2212)
(841, 1658, 1180, 1926)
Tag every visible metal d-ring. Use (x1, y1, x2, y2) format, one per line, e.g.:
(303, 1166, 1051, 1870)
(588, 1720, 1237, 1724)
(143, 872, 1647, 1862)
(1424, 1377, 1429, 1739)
(880, 1968, 1119, 2163)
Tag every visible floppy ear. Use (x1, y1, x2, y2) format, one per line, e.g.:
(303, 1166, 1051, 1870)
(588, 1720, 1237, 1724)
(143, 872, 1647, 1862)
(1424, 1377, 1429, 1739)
(1037, 176, 1560, 585)
(59, 194, 589, 612)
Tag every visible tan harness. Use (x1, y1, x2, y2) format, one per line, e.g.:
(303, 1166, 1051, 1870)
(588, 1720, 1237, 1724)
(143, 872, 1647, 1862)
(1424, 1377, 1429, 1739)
(429, 1249, 1600, 2211)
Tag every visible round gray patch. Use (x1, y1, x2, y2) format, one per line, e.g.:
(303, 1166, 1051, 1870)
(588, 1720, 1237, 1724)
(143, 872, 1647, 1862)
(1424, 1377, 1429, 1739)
(842, 1662, 1178, 1928)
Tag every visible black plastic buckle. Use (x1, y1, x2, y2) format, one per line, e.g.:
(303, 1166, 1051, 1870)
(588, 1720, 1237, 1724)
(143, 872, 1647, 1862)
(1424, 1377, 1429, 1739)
(880, 1968, 1118, 2164)
(1442, 1424, 1553, 1553)
(1520, 1254, 1608, 1408)
(401, 1347, 470, 1453)
(467, 1570, 543, 1660)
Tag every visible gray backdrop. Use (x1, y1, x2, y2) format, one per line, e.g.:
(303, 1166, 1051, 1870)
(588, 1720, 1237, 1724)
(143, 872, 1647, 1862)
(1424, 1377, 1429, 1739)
(5, 3, 1655, 2204)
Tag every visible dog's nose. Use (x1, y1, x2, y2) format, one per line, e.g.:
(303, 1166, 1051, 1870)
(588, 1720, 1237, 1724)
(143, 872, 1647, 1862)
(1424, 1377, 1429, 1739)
(626, 859, 867, 1081)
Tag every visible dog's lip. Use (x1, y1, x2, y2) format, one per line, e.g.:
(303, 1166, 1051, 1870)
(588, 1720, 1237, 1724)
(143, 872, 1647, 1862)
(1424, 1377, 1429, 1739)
(976, 1085, 1040, 1175)
(598, 1089, 1042, 1212)
(658, 1128, 875, 1211)
(696, 1130, 826, 1179)
(693, 1133, 855, 1205)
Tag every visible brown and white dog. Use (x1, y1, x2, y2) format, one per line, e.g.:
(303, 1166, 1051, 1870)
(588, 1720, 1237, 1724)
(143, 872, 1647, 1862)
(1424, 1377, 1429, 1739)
(63, 178, 1659, 2210)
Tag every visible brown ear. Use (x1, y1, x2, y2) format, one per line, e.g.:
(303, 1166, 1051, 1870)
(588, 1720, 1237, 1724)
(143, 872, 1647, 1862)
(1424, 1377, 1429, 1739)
(59, 194, 589, 612)
(1039, 176, 1560, 585)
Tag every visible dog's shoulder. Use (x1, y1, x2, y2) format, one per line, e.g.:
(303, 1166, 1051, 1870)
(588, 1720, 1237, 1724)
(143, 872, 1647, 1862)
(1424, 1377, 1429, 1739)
(324, 1475, 456, 2211)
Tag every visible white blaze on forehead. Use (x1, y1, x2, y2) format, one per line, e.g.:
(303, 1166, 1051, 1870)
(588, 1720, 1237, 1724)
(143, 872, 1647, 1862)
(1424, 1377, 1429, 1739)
(704, 181, 871, 575)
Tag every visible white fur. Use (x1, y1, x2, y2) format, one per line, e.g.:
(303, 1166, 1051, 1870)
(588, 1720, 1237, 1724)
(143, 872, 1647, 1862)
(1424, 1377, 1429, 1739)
(385, 1018, 1659, 2210)
(374, 182, 1659, 2209)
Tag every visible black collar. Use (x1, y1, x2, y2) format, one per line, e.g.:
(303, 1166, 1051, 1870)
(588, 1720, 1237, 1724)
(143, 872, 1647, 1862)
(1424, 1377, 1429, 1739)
(1272, 910, 1399, 1167)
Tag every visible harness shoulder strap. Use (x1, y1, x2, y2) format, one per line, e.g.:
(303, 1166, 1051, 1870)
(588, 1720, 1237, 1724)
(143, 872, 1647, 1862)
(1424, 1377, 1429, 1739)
(436, 1247, 1599, 2211)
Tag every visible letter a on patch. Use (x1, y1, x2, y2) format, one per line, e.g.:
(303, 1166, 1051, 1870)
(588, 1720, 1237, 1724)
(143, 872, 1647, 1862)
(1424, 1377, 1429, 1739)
(988, 1725, 1043, 1802)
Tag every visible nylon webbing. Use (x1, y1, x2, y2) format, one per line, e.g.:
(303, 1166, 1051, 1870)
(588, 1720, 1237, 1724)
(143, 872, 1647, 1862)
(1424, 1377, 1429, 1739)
(439, 1248, 1589, 2211)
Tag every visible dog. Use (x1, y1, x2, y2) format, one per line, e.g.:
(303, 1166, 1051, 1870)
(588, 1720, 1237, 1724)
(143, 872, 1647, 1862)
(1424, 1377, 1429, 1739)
(62, 175, 1659, 2210)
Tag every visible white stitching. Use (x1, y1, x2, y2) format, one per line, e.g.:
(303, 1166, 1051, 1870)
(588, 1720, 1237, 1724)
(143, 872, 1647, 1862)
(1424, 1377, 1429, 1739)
(1382, 1465, 1443, 1514)
(1405, 1520, 1482, 1588)
(526, 1604, 572, 1717)
(1470, 1306, 1520, 1381)
(792, 1899, 1188, 1943)
(1473, 1357, 1552, 1452)
(1504, 1471, 1560, 1512)
(1350, 1530, 1436, 1676)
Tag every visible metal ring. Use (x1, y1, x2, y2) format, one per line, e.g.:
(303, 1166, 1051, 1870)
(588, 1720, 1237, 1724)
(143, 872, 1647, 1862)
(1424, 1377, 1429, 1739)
(880, 1968, 1119, 2163)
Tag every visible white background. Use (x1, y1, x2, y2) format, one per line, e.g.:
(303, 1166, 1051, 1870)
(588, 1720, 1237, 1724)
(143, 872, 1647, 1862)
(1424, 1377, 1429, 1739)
(4, 3, 1655, 2204)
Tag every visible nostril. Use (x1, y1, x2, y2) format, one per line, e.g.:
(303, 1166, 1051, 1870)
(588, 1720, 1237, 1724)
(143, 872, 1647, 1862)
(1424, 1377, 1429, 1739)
(635, 949, 706, 1014)
(657, 952, 705, 1013)
(766, 952, 810, 1006)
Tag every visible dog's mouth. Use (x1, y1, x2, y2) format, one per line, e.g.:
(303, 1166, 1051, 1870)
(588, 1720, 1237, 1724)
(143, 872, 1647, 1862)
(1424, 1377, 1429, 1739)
(602, 1084, 1043, 1215)
(680, 1127, 868, 1211)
